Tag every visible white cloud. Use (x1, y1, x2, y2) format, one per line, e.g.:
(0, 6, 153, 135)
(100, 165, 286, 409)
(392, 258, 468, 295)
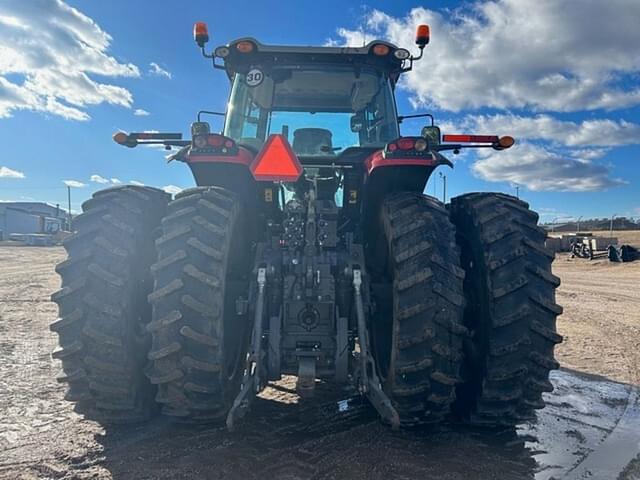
(134, 108, 149, 116)
(90, 174, 123, 185)
(129, 180, 145, 186)
(331, 1, 640, 112)
(63, 179, 86, 188)
(149, 62, 171, 79)
(90, 174, 109, 184)
(472, 143, 625, 192)
(162, 185, 182, 195)
(0, 0, 139, 120)
(0, 166, 25, 178)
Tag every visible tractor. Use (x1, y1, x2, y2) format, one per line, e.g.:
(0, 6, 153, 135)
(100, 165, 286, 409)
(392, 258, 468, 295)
(51, 23, 562, 430)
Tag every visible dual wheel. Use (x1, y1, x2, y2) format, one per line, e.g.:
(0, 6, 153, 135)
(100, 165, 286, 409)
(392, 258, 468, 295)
(52, 186, 561, 426)
(371, 192, 563, 426)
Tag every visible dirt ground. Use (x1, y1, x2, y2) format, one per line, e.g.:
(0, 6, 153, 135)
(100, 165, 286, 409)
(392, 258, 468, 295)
(0, 246, 639, 479)
(610, 230, 640, 246)
(554, 253, 640, 385)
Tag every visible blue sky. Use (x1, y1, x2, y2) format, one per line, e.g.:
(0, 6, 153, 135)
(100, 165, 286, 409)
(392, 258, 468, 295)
(0, 0, 638, 222)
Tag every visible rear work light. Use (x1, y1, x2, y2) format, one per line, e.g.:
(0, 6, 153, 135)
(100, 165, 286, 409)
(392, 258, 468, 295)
(372, 44, 390, 56)
(250, 134, 303, 182)
(393, 48, 411, 60)
(236, 41, 255, 53)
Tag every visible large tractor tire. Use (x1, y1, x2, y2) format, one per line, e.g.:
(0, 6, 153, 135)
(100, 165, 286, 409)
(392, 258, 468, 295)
(51, 186, 169, 422)
(145, 187, 251, 422)
(369, 193, 467, 425)
(449, 193, 563, 426)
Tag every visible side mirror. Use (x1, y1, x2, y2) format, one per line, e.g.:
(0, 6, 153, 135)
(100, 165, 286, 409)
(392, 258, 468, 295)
(193, 22, 209, 48)
(421, 125, 441, 146)
(191, 121, 211, 137)
(350, 113, 364, 133)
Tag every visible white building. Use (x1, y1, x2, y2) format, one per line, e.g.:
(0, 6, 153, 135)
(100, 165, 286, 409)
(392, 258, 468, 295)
(0, 202, 68, 240)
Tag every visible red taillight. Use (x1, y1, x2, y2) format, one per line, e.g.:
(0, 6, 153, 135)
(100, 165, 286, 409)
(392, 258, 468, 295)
(443, 134, 499, 143)
(207, 135, 224, 146)
(250, 134, 303, 182)
(397, 138, 416, 150)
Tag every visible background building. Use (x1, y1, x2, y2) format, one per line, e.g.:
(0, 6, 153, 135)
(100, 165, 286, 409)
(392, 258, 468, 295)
(0, 202, 68, 240)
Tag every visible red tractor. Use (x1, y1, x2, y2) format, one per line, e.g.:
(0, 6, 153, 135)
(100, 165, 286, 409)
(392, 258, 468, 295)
(51, 23, 562, 429)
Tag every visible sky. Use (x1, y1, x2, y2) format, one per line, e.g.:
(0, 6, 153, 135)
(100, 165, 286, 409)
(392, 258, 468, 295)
(0, 0, 638, 222)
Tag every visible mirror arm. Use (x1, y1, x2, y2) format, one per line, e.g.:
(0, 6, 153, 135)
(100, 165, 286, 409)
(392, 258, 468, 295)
(397, 113, 434, 125)
(197, 110, 226, 122)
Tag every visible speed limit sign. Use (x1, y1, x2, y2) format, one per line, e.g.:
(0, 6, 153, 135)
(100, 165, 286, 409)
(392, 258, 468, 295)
(246, 69, 264, 87)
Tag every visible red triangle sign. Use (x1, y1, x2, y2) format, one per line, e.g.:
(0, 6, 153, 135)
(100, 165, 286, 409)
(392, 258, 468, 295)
(250, 134, 303, 182)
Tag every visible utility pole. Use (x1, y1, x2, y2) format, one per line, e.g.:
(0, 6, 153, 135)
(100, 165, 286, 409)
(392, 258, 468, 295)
(577, 215, 583, 233)
(67, 185, 72, 231)
(515, 185, 519, 199)
(439, 172, 447, 203)
(610, 213, 616, 239)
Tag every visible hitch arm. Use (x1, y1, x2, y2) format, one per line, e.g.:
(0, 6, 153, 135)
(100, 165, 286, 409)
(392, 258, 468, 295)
(226, 267, 267, 430)
(352, 269, 400, 429)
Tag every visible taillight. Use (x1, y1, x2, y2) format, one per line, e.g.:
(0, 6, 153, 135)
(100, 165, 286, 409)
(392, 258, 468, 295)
(397, 138, 416, 150)
(191, 134, 237, 155)
(207, 135, 224, 147)
(384, 137, 433, 158)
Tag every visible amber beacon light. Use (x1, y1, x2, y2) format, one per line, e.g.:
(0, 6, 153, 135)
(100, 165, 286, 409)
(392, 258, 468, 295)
(416, 24, 430, 46)
(193, 22, 209, 47)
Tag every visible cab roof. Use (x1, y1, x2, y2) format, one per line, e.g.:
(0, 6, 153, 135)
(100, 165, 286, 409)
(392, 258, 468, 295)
(215, 38, 408, 85)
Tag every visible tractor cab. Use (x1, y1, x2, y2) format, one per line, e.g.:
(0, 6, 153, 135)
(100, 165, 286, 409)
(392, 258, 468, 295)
(218, 38, 406, 158)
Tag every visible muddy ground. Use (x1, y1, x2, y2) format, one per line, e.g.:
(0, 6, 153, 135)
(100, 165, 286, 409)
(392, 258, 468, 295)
(0, 246, 639, 479)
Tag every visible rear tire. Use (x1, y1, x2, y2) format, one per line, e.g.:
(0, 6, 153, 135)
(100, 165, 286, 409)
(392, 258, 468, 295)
(369, 193, 467, 425)
(450, 193, 563, 426)
(145, 187, 252, 422)
(51, 186, 169, 422)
